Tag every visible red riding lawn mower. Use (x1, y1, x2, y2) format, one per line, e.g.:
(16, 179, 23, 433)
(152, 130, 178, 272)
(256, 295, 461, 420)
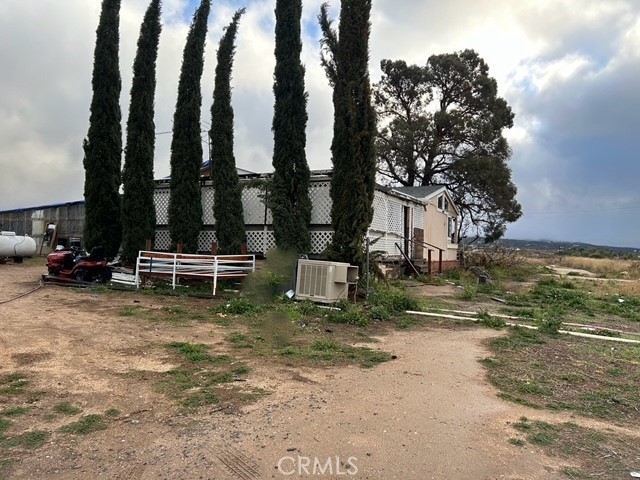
(46, 246, 112, 283)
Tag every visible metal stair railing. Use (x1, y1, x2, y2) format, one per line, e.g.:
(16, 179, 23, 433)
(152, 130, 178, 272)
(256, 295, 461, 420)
(395, 234, 445, 274)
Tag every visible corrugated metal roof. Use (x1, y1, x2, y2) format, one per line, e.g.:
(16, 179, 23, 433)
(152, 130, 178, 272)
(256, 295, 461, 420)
(0, 200, 84, 215)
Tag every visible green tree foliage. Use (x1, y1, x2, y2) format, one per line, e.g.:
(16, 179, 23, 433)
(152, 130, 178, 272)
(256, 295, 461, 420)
(210, 9, 246, 255)
(168, 0, 210, 253)
(373, 51, 522, 242)
(83, 0, 122, 258)
(121, 0, 162, 265)
(271, 0, 312, 253)
(319, 1, 376, 266)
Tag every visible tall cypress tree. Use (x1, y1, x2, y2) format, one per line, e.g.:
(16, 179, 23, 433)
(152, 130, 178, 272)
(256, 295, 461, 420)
(168, 0, 211, 253)
(319, 1, 376, 266)
(121, 0, 162, 265)
(210, 9, 246, 255)
(83, 0, 122, 258)
(271, 0, 311, 253)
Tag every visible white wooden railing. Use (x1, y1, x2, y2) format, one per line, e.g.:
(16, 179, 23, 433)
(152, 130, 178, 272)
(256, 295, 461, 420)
(135, 251, 256, 295)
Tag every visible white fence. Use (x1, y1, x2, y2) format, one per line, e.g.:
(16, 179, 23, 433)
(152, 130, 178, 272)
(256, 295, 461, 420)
(135, 251, 256, 295)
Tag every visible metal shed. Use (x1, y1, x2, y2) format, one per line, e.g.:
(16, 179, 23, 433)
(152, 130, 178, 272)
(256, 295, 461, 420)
(0, 201, 85, 251)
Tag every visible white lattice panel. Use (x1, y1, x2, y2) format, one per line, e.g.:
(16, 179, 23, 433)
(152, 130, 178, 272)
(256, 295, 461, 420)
(386, 200, 403, 234)
(310, 181, 332, 225)
(198, 231, 217, 252)
(246, 230, 264, 253)
(201, 187, 215, 225)
(155, 230, 171, 251)
(154, 189, 170, 224)
(370, 192, 388, 232)
(242, 188, 268, 224)
(413, 206, 424, 229)
(264, 231, 276, 253)
(310, 230, 333, 255)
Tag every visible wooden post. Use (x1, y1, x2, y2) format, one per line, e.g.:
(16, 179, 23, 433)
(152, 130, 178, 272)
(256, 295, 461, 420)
(438, 250, 443, 273)
(177, 241, 183, 254)
(211, 242, 218, 255)
(241, 241, 247, 255)
(427, 249, 432, 275)
(145, 239, 152, 251)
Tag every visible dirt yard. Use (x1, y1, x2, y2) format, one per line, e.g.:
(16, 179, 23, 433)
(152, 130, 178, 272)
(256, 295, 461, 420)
(0, 262, 609, 479)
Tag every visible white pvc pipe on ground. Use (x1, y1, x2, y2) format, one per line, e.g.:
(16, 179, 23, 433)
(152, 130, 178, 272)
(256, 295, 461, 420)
(405, 310, 640, 344)
(426, 308, 640, 337)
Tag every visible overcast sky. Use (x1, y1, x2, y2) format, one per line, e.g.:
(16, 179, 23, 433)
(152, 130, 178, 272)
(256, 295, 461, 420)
(1, 0, 639, 247)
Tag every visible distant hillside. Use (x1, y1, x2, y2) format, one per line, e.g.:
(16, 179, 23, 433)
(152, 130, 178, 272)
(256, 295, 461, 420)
(489, 238, 640, 256)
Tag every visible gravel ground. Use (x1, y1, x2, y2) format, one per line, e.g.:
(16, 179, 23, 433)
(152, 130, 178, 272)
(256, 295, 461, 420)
(0, 261, 567, 479)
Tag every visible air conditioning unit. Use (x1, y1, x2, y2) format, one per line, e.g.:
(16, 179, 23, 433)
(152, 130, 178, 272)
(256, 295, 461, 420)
(295, 259, 359, 303)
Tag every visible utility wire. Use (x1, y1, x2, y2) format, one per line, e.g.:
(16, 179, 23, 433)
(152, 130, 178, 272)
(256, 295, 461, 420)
(526, 205, 640, 215)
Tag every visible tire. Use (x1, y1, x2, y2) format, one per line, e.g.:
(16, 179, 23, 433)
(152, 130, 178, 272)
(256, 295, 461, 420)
(98, 267, 112, 283)
(74, 269, 87, 282)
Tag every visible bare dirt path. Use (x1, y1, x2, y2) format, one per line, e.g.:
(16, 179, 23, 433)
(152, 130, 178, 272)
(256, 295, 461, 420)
(0, 262, 571, 479)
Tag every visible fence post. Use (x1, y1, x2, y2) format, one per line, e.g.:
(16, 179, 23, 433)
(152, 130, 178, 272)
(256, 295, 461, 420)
(428, 249, 432, 275)
(135, 256, 140, 289)
(212, 257, 219, 296)
(438, 250, 443, 273)
(172, 253, 178, 289)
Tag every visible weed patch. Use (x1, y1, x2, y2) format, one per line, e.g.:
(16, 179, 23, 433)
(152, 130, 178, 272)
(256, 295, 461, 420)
(279, 339, 391, 368)
(508, 419, 638, 477)
(167, 342, 230, 364)
(477, 311, 506, 329)
(328, 308, 369, 327)
(1, 430, 49, 449)
(458, 285, 478, 301)
(0, 407, 29, 418)
(216, 298, 263, 316)
(368, 285, 419, 314)
(0, 374, 29, 396)
(483, 329, 640, 422)
(60, 414, 107, 435)
(119, 305, 144, 317)
(53, 402, 81, 416)
(158, 343, 255, 409)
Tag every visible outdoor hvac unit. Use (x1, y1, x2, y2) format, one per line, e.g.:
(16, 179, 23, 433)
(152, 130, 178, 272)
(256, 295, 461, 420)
(295, 259, 359, 303)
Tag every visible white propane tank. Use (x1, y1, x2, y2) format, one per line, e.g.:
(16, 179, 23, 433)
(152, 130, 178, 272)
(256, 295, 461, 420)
(0, 232, 37, 258)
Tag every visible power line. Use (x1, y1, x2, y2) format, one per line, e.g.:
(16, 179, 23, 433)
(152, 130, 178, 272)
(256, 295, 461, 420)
(526, 205, 640, 215)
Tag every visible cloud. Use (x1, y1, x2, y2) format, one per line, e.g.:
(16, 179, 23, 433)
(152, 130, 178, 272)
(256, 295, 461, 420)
(0, 0, 638, 247)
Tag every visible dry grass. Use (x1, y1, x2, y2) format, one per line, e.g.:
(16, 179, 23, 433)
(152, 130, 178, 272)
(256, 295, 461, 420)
(554, 256, 640, 279)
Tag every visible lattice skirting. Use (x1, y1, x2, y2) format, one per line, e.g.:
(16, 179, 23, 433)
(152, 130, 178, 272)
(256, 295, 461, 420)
(153, 230, 218, 252)
(198, 231, 218, 252)
(310, 230, 333, 255)
(154, 230, 171, 250)
(246, 230, 276, 254)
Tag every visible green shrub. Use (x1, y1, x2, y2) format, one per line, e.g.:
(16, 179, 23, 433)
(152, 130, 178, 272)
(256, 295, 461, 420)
(458, 285, 478, 300)
(329, 308, 369, 327)
(477, 311, 506, 329)
(539, 317, 563, 335)
(369, 286, 419, 313)
(367, 305, 391, 322)
(219, 298, 263, 316)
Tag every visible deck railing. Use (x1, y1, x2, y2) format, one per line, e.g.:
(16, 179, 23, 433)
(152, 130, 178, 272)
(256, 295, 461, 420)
(135, 250, 256, 295)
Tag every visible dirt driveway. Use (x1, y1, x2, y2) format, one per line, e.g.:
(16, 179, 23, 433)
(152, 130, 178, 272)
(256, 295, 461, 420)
(0, 262, 566, 479)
